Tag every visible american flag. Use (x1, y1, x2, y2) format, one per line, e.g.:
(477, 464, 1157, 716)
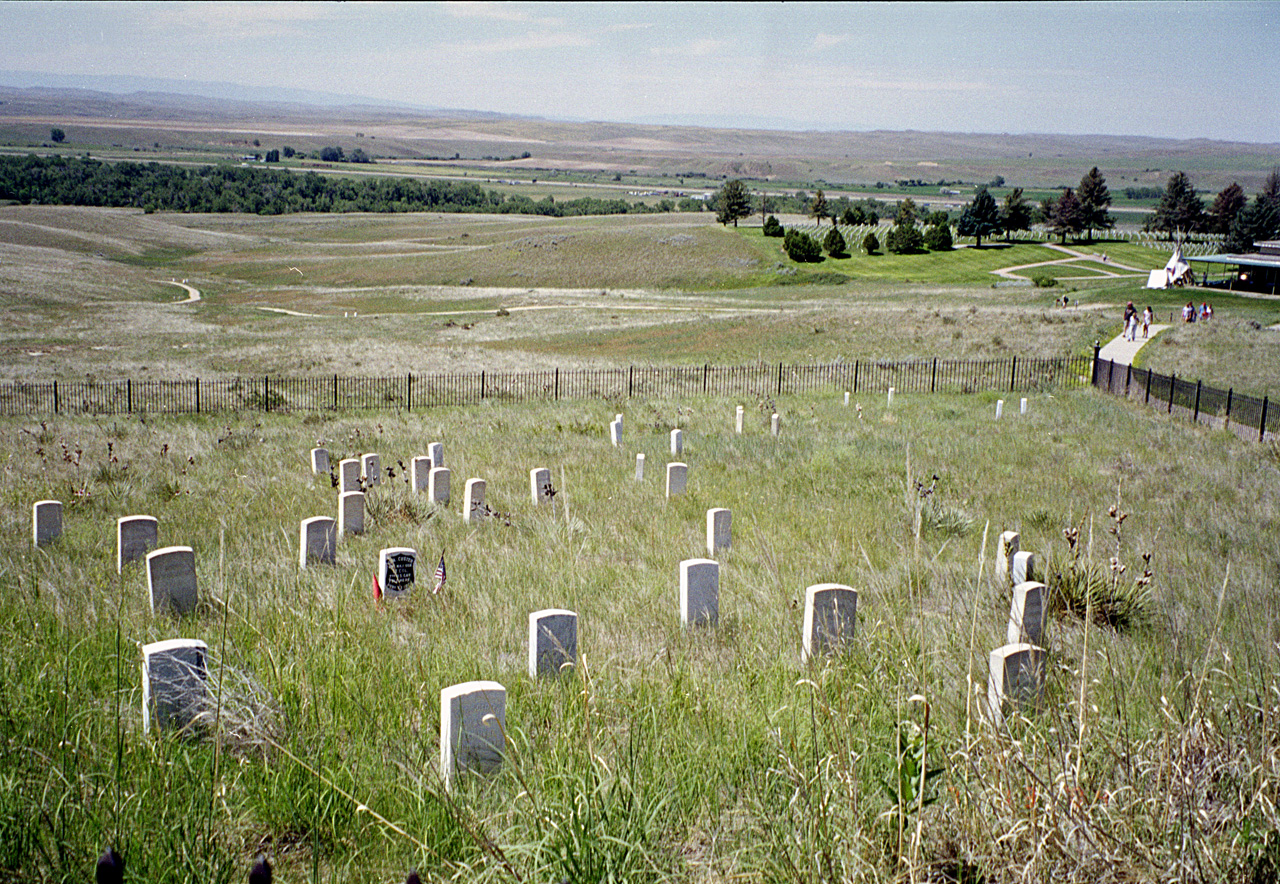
(432, 554, 446, 594)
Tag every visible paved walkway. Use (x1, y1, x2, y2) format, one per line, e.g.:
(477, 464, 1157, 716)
(161, 280, 201, 303)
(1097, 324, 1169, 365)
(991, 243, 1148, 282)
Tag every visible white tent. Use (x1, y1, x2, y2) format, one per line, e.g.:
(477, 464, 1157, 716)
(1146, 246, 1194, 289)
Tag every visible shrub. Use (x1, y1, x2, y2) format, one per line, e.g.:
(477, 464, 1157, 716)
(885, 223, 923, 254)
(862, 231, 880, 254)
(762, 215, 784, 237)
(823, 226, 848, 257)
(1031, 272, 1059, 287)
(924, 223, 953, 251)
(783, 229, 823, 262)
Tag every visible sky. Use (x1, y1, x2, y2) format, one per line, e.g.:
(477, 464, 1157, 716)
(1, 1, 1277, 143)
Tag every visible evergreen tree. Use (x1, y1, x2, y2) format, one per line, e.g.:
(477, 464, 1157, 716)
(1263, 166, 1280, 212)
(1223, 196, 1280, 253)
(762, 215, 784, 237)
(895, 197, 918, 226)
(823, 225, 847, 257)
(956, 186, 1001, 247)
(924, 219, 953, 251)
(862, 231, 880, 254)
(713, 179, 753, 227)
(1208, 183, 1246, 234)
(1001, 187, 1032, 241)
(1151, 171, 1206, 240)
(1049, 188, 1084, 243)
(808, 189, 830, 225)
(1077, 167, 1114, 242)
(783, 228, 823, 262)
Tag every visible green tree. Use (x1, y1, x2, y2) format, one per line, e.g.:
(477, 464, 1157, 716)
(320, 146, 344, 162)
(1208, 182, 1246, 234)
(50, 127, 65, 143)
(1263, 166, 1280, 212)
(1001, 188, 1032, 241)
(282, 146, 295, 158)
(1077, 167, 1114, 242)
(808, 189, 830, 225)
(823, 226, 848, 257)
(956, 185, 1001, 247)
(924, 219, 953, 251)
(885, 217, 923, 254)
(1151, 171, 1206, 240)
(1049, 188, 1085, 243)
(895, 197, 918, 226)
(350, 148, 370, 163)
(1223, 196, 1280, 253)
(762, 215, 784, 237)
(862, 231, 880, 254)
(842, 205, 866, 226)
(264, 149, 280, 163)
(714, 179, 753, 227)
(783, 228, 823, 262)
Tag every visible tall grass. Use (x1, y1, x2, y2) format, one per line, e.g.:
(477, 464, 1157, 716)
(1, 387, 1278, 882)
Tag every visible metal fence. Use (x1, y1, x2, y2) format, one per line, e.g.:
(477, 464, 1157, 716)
(1091, 352, 1277, 442)
(0, 355, 1093, 417)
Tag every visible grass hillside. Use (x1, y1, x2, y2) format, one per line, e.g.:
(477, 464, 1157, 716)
(3, 385, 1280, 883)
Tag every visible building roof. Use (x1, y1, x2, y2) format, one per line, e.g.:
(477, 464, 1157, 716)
(1187, 252, 1280, 269)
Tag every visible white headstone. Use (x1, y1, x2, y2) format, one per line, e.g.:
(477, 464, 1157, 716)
(995, 400, 1004, 419)
(735, 405, 744, 434)
(987, 643, 1046, 727)
(670, 428, 683, 455)
(528, 609, 578, 678)
(1020, 397, 1028, 415)
(464, 478, 487, 522)
(844, 391, 850, 407)
(770, 413, 780, 437)
(299, 517, 336, 568)
(1007, 581, 1047, 646)
(680, 558, 719, 627)
(996, 531, 1020, 582)
(141, 638, 208, 735)
(802, 583, 858, 662)
(412, 456, 432, 493)
(310, 447, 330, 475)
(378, 547, 416, 598)
(615, 413, 623, 431)
(117, 515, 158, 573)
(440, 681, 506, 790)
(339, 491, 365, 536)
(428, 442, 444, 468)
(32, 499, 62, 546)
(666, 462, 688, 498)
(429, 467, 451, 504)
(527, 468, 549, 505)
(339, 458, 362, 493)
(361, 453, 381, 487)
(609, 419, 622, 447)
(634, 453, 645, 482)
(706, 508, 731, 556)
(1011, 551, 1035, 585)
(146, 546, 198, 615)
(887, 387, 895, 407)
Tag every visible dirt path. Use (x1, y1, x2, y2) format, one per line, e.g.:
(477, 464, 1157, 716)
(161, 279, 201, 303)
(991, 243, 1147, 281)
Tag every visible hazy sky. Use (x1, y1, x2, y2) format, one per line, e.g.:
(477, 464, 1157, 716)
(2, 1, 1277, 142)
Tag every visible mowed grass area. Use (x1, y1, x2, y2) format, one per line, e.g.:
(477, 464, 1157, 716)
(3, 387, 1280, 883)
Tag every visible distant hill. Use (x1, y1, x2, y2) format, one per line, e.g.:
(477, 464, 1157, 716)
(0, 84, 1275, 192)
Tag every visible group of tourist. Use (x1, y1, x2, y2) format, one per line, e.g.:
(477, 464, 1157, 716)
(1122, 301, 1155, 341)
(1182, 301, 1213, 323)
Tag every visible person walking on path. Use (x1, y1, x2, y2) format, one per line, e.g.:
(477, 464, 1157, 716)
(1142, 305, 1153, 339)
(1123, 301, 1137, 341)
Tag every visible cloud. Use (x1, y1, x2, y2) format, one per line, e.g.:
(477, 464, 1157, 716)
(650, 38, 725, 58)
(811, 33, 851, 51)
(442, 30, 595, 55)
(441, 2, 564, 27)
(147, 2, 330, 39)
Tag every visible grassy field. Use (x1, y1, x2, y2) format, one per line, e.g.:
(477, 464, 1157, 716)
(2, 385, 1280, 883)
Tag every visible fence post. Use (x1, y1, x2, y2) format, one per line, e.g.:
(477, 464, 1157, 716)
(853, 360, 859, 394)
(1168, 373, 1176, 414)
(481, 371, 486, 400)
(628, 366, 634, 398)
(1226, 387, 1232, 423)
(263, 376, 269, 412)
(555, 368, 560, 401)
(1124, 363, 1132, 395)
(1193, 380, 1201, 423)
(702, 363, 708, 394)
(931, 357, 937, 393)
(332, 374, 338, 411)
(1090, 342, 1100, 386)
(1144, 368, 1152, 404)
(53, 380, 58, 415)
(1009, 355, 1017, 392)
(1261, 396, 1269, 442)
(127, 378, 132, 413)
(407, 373, 412, 411)
(196, 378, 200, 414)
(777, 362, 783, 395)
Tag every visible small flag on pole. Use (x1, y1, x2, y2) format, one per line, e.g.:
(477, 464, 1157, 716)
(432, 553, 446, 594)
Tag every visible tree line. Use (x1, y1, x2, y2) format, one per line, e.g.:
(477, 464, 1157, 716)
(0, 154, 668, 217)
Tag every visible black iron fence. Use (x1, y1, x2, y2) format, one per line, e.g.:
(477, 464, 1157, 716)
(1091, 349, 1277, 442)
(0, 356, 1091, 417)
